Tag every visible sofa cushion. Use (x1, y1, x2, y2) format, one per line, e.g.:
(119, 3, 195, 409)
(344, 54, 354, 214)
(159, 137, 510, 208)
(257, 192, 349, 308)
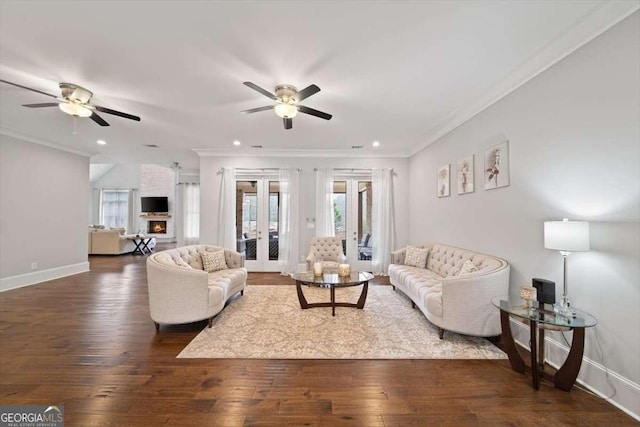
(208, 268, 248, 298)
(201, 250, 228, 273)
(404, 246, 429, 268)
(457, 259, 478, 277)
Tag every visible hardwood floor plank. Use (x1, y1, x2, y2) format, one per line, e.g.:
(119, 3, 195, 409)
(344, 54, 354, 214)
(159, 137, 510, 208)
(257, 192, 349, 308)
(0, 250, 636, 426)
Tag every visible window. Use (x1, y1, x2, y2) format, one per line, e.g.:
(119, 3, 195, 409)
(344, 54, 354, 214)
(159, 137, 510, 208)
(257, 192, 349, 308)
(100, 190, 129, 229)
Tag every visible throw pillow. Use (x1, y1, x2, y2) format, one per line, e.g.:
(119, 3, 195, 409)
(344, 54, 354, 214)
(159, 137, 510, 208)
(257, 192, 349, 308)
(457, 259, 479, 277)
(404, 246, 429, 268)
(174, 258, 193, 269)
(201, 250, 228, 273)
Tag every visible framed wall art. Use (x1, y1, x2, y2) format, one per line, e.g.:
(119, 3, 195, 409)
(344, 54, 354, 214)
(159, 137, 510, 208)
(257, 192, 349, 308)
(437, 164, 450, 198)
(484, 141, 510, 190)
(457, 155, 474, 194)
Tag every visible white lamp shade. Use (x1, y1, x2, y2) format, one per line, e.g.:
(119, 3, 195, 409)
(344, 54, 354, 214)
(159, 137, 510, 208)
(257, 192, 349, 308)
(544, 219, 590, 252)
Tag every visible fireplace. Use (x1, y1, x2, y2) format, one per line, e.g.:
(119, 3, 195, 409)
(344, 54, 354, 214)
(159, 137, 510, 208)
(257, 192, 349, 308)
(148, 221, 167, 234)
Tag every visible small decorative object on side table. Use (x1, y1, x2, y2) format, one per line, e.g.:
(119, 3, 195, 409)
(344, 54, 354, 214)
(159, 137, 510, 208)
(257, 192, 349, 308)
(491, 296, 597, 391)
(338, 263, 351, 277)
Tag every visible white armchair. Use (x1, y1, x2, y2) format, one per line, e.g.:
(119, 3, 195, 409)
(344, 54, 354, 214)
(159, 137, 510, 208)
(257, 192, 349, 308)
(305, 237, 345, 273)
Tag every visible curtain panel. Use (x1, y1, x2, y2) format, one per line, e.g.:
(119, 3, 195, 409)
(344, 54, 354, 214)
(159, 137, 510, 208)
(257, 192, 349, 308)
(314, 168, 335, 237)
(278, 168, 300, 275)
(217, 168, 237, 250)
(371, 168, 396, 275)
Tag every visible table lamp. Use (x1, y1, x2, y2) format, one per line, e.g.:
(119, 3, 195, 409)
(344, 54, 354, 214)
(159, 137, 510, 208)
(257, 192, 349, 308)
(544, 218, 590, 315)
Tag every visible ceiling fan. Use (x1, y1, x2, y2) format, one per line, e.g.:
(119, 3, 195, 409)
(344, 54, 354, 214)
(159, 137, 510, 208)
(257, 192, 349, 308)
(241, 81, 332, 129)
(0, 79, 141, 126)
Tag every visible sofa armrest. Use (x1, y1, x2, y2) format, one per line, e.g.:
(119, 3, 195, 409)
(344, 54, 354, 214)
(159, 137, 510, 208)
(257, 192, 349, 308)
(224, 249, 245, 268)
(440, 264, 510, 334)
(391, 247, 407, 265)
(146, 259, 210, 322)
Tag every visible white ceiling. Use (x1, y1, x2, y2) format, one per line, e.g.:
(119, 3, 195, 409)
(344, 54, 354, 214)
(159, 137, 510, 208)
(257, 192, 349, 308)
(0, 1, 637, 171)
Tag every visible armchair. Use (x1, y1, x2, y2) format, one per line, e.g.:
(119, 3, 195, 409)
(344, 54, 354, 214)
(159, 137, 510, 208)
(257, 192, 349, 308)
(305, 236, 345, 273)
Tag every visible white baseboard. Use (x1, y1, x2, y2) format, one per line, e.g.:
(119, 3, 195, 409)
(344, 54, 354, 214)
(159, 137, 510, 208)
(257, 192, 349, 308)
(0, 262, 90, 292)
(509, 318, 640, 421)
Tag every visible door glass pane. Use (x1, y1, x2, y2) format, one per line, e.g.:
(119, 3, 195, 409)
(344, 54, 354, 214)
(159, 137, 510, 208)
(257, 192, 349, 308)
(236, 181, 257, 260)
(269, 181, 280, 261)
(332, 181, 347, 256)
(358, 181, 372, 261)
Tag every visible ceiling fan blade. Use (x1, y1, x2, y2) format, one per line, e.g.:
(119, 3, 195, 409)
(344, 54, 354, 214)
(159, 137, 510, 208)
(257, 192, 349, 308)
(22, 102, 60, 108)
(298, 105, 332, 120)
(292, 84, 320, 103)
(283, 118, 292, 129)
(90, 112, 110, 126)
(93, 105, 141, 121)
(0, 79, 58, 98)
(243, 82, 277, 100)
(241, 105, 274, 114)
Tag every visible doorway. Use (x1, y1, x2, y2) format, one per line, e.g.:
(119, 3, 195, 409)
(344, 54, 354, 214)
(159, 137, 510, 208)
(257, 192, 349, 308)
(236, 179, 280, 272)
(332, 179, 373, 272)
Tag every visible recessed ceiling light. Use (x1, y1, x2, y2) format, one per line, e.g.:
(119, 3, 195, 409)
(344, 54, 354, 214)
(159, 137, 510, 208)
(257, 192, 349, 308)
(352, 145, 363, 149)
(233, 140, 241, 146)
(372, 140, 380, 147)
(97, 140, 106, 145)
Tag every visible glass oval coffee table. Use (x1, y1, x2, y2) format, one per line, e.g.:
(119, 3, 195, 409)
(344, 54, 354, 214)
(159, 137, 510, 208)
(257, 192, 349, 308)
(291, 271, 374, 316)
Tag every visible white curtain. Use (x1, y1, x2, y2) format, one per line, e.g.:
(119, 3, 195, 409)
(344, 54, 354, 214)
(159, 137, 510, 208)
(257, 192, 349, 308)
(314, 167, 335, 236)
(100, 189, 129, 229)
(217, 168, 237, 250)
(278, 168, 300, 275)
(127, 188, 139, 234)
(371, 168, 395, 275)
(177, 183, 200, 246)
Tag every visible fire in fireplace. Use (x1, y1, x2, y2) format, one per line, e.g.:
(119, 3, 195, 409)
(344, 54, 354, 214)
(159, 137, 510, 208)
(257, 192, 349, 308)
(148, 221, 167, 234)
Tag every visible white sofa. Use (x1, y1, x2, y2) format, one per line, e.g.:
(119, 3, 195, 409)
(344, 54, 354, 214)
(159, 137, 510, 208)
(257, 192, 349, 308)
(88, 228, 137, 255)
(146, 245, 247, 330)
(388, 243, 510, 339)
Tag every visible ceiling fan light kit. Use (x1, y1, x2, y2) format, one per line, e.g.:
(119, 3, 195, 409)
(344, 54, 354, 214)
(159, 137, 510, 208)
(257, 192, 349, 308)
(58, 101, 92, 117)
(242, 81, 331, 129)
(274, 102, 297, 119)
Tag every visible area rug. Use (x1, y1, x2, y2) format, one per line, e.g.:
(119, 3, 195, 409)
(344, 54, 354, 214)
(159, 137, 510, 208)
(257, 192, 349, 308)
(177, 284, 506, 359)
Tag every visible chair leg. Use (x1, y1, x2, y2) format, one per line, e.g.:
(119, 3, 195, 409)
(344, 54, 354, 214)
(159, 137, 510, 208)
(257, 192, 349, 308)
(438, 328, 445, 340)
(392, 285, 395, 291)
(154, 322, 160, 332)
(241, 289, 244, 296)
(411, 301, 415, 309)
(208, 317, 213, 328)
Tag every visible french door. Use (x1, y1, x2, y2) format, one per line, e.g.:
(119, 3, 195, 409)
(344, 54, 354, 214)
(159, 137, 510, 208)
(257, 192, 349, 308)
(332, 179, 373, 272)
(236, 178, 280, 272)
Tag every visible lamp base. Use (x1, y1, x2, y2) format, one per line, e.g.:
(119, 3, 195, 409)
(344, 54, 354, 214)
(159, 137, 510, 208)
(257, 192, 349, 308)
(555, 295, 575, 317)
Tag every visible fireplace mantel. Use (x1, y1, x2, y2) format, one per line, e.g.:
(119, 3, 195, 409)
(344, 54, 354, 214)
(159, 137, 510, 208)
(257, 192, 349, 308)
(140, 214, 172, 220)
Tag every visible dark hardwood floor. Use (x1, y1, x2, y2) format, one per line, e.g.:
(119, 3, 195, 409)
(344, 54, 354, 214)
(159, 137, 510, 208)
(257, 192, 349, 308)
(0, 248, 637, 426)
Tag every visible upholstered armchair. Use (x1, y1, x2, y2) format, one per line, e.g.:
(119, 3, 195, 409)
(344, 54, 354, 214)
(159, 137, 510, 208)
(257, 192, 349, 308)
(305, 237, 345, 273)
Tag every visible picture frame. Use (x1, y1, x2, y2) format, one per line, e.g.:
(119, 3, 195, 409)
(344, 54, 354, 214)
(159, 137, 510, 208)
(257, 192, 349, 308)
(456, 155, 474, 194)
(437, 164, 450, 198)
(484, 140, 510, 190)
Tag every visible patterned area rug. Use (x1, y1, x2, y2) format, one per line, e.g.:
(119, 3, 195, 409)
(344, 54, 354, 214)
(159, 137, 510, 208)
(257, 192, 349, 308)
(177, 284, 506, 359)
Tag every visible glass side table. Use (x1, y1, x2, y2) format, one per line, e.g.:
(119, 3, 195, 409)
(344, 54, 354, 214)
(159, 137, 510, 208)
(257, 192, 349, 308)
(491, 297, 597, 391)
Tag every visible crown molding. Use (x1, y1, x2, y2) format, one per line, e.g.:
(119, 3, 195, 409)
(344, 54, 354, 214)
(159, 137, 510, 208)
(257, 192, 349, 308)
(193, 148, 410, 158)
(410, 1, 640, 157)
(0, 125, 94, 157)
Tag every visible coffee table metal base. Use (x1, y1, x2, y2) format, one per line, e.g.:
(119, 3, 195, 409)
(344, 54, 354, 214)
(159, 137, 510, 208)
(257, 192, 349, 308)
(296, 281, 369, 317)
